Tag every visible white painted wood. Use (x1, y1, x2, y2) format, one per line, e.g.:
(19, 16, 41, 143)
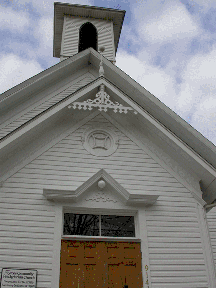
(62, 235, 141, 242)
(102, 80, 216, 178)
(0, 78, 103, 150)
(61, 15, 115, 61)
(0, 110, 100, 185)
(101, 112, 207, 208)
(43, 169, 159, 205)
(206, 206, 216, 280)
(0, 113, 213, 287)
(111, 21, 115, 62)
(0, 73, 213, 212)
(138, 209, 152, 288)
(0, 184, 55, 288)
(207, 206, 216, 272)
(0, 72, 94, 140)
(51, 204, 62, 288)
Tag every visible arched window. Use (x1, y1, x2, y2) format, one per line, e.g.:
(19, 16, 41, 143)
(79, 22, 97, 52)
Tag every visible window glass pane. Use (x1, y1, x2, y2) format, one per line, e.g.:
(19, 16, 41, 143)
(101, 215, 135, 237)
(64, 213, 99, 236)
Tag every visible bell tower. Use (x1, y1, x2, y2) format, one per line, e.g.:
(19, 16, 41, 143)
(53, 3, 125, 62)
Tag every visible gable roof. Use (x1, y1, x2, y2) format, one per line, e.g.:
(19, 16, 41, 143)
(1, 48, 215, 167)
(0, 48, 216, 204)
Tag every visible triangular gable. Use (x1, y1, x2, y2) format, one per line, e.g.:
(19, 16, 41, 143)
(0, 48, 215, 205)
(0, 76, 213, 179)
(1, 48, 215, 170)
(43, 169, 159, 206)
(0, 74, 215, 204)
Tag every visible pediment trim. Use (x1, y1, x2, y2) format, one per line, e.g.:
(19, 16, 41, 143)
(43, 169, 159, 206)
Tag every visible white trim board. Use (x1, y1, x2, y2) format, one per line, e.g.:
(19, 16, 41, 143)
(196, 203, 216, 287)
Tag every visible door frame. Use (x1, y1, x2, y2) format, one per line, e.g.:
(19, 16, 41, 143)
(51, 205, 152, 288)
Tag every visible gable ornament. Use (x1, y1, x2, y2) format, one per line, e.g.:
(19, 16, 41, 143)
(68, 46, 138, 114)
(68, 83, 138, 114)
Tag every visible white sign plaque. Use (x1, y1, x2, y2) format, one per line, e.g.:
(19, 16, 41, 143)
(1, 268, 37, 288)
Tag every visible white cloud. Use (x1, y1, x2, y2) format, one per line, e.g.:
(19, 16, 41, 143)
(178, 48, 216, 144)
(177, 47, 216, 116)
(116, 50, 178, 111)
(10, 0, 94, 16)
(0, 54, 43, 94)
(139, 3, 199, 43)
(0, 6, 29, 31)
(34, 17, 53, 58)
(116, 46, 216, 146)
(190, 97, 216, 144)
(189, 0, 216, 10)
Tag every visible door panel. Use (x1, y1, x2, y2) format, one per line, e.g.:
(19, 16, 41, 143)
(60, 240, 143, 288)
(107, 264, 124, 288)
(84, 264, 101, 287)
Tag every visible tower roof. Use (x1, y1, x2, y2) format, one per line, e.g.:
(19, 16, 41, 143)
(53, 2, 126, 58)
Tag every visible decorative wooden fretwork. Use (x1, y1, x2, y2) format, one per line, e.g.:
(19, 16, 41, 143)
(85, 192, 118, 203)
(68, 84, 138, 114)
(69, 49, 137, 114)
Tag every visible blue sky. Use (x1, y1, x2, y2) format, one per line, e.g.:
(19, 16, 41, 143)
(1, 0, 216, 146)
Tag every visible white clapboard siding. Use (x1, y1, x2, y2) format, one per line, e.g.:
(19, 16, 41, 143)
(0, 73, 94, 139)
(62, 16, 115, 61)
(207, 206, 216, 269)
(146, 199, 208, 287)
(0, 113, 209, 288)
(0, 179, 55, 288)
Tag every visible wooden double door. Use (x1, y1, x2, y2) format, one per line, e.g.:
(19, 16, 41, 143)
(60, 240, 143, 288)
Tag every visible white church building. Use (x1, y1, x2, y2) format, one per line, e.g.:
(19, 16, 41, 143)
(0, 2, 216, 288)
